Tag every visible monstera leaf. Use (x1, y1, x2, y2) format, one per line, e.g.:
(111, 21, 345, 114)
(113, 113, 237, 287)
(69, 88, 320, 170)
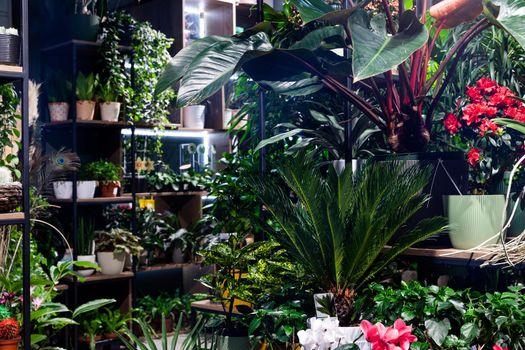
(350, 10, 428, 82)
(483, 0, 525, 50)
(176, 32, 272, 107)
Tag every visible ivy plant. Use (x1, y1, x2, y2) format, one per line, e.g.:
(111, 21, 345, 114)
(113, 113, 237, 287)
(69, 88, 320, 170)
(0, 84, 21, 178)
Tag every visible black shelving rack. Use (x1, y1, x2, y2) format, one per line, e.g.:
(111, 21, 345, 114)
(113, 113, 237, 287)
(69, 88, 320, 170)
(0, 0, 30, 349)
(40, 40, 136, 350)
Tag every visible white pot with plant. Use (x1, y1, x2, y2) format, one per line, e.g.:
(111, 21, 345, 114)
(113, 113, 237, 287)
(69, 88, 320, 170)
(98, 80, 121, 122)
(53, 181, 73, 199)
(76, 218, 97, 277)
(76, 72, 97, 121)
(95, 228, 143, 275)
(76, 162, 98, 199)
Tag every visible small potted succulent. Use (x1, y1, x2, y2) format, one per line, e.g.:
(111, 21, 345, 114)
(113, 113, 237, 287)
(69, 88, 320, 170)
(76, 72, 98, 121)
(98, 80, 121, 122)
(76, 218, 97, 277)
(81, 160, 122, 197)
(0, 27, 19, 65)
(95, 228, 143, 275)
(0, 305, 20, 350)
(47, 75, 71, 122)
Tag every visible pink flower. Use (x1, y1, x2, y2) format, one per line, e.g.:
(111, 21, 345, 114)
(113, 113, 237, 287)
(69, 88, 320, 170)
(360, 319, 417, 350)
(393, 319, 417, 350)
(493, 345, 508, 350)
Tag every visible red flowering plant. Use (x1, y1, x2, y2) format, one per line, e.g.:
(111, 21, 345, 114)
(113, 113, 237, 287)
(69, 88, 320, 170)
(438, 77, 525, 194)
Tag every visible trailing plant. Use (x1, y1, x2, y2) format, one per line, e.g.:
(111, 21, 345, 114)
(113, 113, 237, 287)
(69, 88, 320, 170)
(0, 84, 21, 178)
(95, 228, 143, 256)
(76, 72, 98, 101)
(248, 154, 447, 326)
(157, 0, 525, 153)
(79, 160, 121, 182)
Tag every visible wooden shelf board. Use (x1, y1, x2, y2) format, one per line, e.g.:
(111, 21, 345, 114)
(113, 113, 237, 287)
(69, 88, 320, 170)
(55, 283, 69, 291)
(0, 64, 22, 73)
(50, 196, 133, 205)
(388, 246, 491, 261)
(42, 39, 132, 53)
(132, 191, 208, 197)
(0, 212, 25, 225)
(138, 262, 191, 272)
(65, 271, 134, 284)
(43, 120, 131, 129)
(190, 299, 242, 316)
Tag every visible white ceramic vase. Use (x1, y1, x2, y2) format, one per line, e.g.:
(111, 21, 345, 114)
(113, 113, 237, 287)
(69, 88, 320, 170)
(77, 181, 97, 199)
(100, 102, 121, 122)
(48, 102, 69, 122)
(97, 251, 125, 275)
(53, 181, 73, 199)
(183, 105, 205, 129)
(76, 255, 97, 277)
(76, 100, 96, 121)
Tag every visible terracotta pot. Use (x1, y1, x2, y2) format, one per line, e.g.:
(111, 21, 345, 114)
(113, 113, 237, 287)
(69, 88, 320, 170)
(76, 100, 96, 121)
(104, 332, 118, 340)
(48, 102, 69, 122)
(100, 102, 121, 122)
(100, 181, 120, 197)
(0, 337, 20, 350)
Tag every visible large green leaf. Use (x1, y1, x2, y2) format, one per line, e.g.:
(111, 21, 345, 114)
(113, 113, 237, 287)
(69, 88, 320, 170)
(425, 318, 451, 346)
(72, 299, 115, 318)
(351, 10, 428, 81)
(254, 129, 305, 152)
(290, 25, 345, 50)
(494, 118, 525, 134)
(289, 0, 333, 22)
(176, 32, 272, 107)
(483, 0, 525, 50)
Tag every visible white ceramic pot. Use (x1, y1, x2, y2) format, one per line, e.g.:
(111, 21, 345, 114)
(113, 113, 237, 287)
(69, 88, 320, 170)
(53, 181, 73, 199)
(77, 181, 97, 199)
(100, 102, 121, 122)
(183, 105, 205, 129)
(96, 251, 125, 275)
(76, 255, 97, 277)
(76, 100, 96, 121)
(48, 102, 69, 122)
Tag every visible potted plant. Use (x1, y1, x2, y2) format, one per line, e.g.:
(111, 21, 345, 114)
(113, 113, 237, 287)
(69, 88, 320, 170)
(0, 167, 21, 213)
(76, 218, 97, 277)
(82, 160, 122, 197)
(98, 80, 121, 122)
(95, 228, 143, 275)
(47, 76, 71, 122)
(99, 308, 130, 340)
(67, 0, 105, 42)
(76, 72, 97, 121)
(183, 104, 206, 129)
(0, 305, 19, 350)
(0, 27, 19, 65)
(439, 78, 525, 249)
(77, 161, 98, 199)
(79, 317, 103, 350)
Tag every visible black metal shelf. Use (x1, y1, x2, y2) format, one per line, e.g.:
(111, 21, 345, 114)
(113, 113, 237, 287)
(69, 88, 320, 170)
(49, 196, 134, 206)
(43, 120, 132, 130)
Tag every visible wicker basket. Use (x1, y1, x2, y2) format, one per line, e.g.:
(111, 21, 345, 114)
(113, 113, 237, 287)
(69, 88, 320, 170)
(0, 182, 22, 212)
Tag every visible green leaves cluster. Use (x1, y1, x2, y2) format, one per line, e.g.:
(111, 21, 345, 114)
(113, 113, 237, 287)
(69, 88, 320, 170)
(76, 72, 98, 101)
(0, 84, 21, 178)
(79, 160, 121, 182)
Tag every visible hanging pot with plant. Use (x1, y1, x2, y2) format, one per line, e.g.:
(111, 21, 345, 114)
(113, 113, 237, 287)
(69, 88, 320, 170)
(81, 160, 122, 198)
(76, 72, 98, 121)
(95, 228, 143, 275)
(66, 0, 106, 41)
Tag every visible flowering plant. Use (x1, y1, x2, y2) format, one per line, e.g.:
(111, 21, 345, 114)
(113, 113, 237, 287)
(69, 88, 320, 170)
(494, 345, 508, 350)
(440, 78, 525, 193)
(360, 319, 417, 350)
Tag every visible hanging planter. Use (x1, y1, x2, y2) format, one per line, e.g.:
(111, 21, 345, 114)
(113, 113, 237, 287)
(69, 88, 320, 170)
(444, 195, 506, 249)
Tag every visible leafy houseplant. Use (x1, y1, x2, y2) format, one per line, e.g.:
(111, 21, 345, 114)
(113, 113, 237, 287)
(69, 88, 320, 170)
(0, 304, 19, 350)
(76, 72, 98, 121)
(437, 78, 524, 249)
(76, 218, 97, 277)
(249, 155, 447, 326)
(99, 308, 131, 339)
(0, 84, 21, 179)
(98, 80, 121, 122)
(80, 160, 122, 197)
(157, 0, 525, 153)
(95, 228, 143, 275)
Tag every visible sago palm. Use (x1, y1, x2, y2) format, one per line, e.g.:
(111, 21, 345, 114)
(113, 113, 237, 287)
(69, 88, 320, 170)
(249, 155, 447, 326)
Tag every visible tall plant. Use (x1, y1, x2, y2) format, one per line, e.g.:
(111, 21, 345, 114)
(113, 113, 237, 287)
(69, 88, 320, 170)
(157, 0, 525, 153)
(248, 155, 447, 325)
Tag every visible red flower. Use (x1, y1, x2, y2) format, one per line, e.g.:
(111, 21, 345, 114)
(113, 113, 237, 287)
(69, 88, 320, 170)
(466, 86, 483, 102)
(493, 345, 508, 350)
(505, 106, 525, 122)
(478, 119, 498, 136)
(476, 77, 498, 94)
(490, 86, 518, 107)
(463, 103, 484, 125)
(444, 113, 461, 134)
(467, 148, 481, 166)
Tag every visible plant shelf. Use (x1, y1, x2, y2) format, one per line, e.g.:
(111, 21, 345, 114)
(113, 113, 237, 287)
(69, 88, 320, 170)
(49, 196, 133, 205)
(138, 262, 191, 272)
(0, 212, 25, 225)
(384, 246, 494, 265)
(0, 64, 23, 80)
(43, 120, 131, 130)
(132, 191, 208, 197)
(64, 271, 134, 284)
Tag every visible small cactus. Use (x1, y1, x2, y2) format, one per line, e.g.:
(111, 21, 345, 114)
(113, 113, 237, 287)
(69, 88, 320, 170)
(0, 318, 19, 339)
(0, 305, 11, 321)
(0, 167, 13, 184)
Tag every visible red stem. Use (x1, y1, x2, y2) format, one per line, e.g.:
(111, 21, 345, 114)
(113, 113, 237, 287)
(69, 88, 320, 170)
(381, 0, 397, 34)
(420, 22, 445, 96)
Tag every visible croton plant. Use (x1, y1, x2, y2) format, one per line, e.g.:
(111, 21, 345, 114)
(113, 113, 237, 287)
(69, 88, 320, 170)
(440, 77, 525, 193)
(157, 0, 525, 153)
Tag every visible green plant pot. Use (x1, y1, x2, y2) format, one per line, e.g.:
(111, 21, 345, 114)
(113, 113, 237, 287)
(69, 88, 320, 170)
(67, 14, 100, 41)
(217, 335, 250, 350)
(444, 195, 506, 249)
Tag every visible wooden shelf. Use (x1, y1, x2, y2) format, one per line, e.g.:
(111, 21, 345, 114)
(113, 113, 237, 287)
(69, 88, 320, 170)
(50, 196, 133, 205)
(65, 271, 134, 284)
(132, 191, 208, 197)
(43, 120, 131, 129)
(384, 246, 493, 264)
(190, 299, 243, 316)
(138, 262, 190, 272)
(55, 283, 69, 291)
(0, 212, 25, 225)
(0, 64, 24, 81)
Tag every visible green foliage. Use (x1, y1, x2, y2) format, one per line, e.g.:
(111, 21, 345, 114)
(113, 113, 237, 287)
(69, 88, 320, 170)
(46, 73, 71, 103)
(99, 308, 131, 334)
(98, 80, 119, 102)
(77, 217, 95, 256)
(76, 72, 98, 101)
(95, 228, 143, 256)
(249, 154, 447, 323)
(79, 160, 121, 182)
(136, 291, 202, 324)
(0, 84, 21, 178)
